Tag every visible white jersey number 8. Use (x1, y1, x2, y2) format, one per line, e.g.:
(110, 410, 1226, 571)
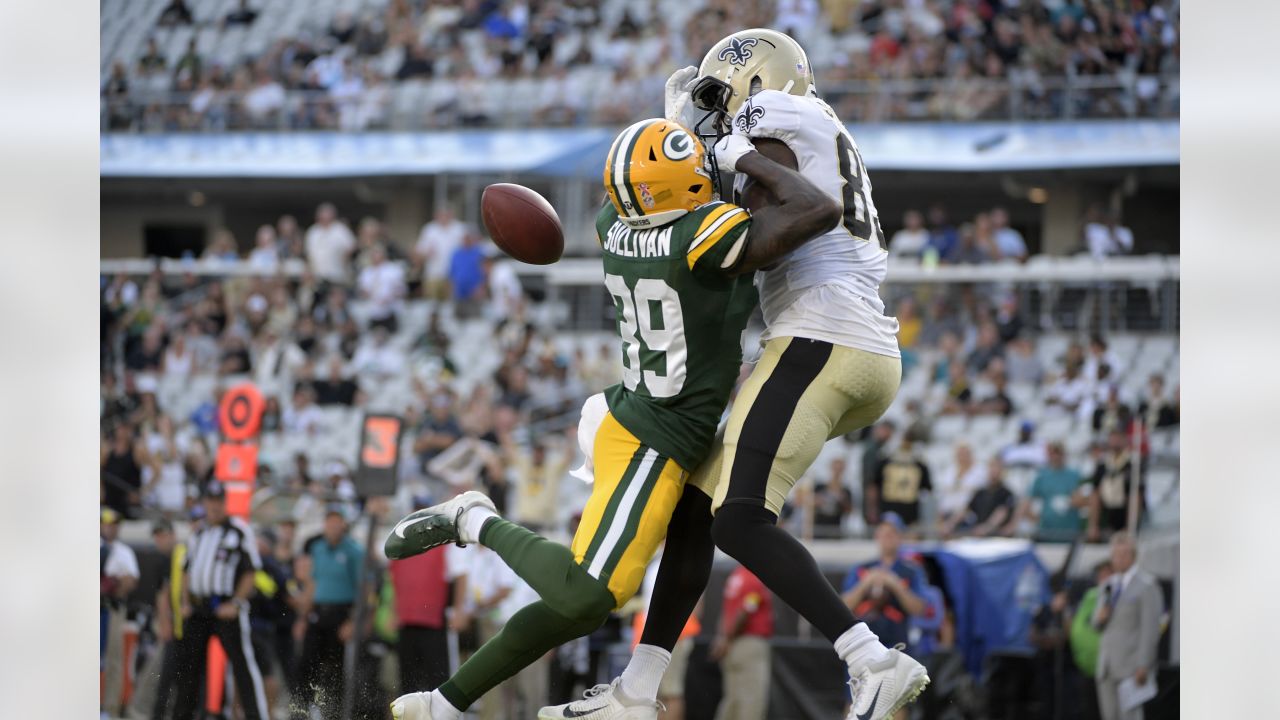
(605, 274, 687, 398)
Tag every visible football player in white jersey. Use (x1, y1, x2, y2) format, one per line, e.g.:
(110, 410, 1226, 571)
(540, 29, 927, 720)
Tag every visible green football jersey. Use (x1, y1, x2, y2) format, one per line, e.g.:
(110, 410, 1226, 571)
(597, 199, 758, 472)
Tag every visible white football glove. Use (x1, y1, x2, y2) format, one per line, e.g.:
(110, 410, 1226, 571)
(712, 133, 757, 174)
(664, 65, 699, 122)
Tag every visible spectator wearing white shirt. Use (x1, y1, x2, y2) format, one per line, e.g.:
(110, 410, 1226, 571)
(483, 250, 524, 322)
(1001, 420, 1049, 469)
(305, 203, 357, 283)
(1083, 334, 1125, 385)
(142, 414, 190, 515)
(330, 57, 366, 131)
(889, 209, 930, 258)
(162, 332, 195, 380)
(282, 385, 324, 437)
(933, 443, 987, 534)
(1004, 335, 1044, 385)
(247, 224, 280, 270)
(243, 70, 286, 127)
(357, 243, 406, 333)
(1045, 363, 1095, 421)
(990, 206, 1028, 261)
(1083, 205, 1134, 260)
(414, 206, 467, 300)
(349, 326, 406, 380)
(775, 0, 821, 41)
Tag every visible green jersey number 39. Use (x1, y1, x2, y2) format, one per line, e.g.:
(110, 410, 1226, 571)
(604, 273, 687, 398)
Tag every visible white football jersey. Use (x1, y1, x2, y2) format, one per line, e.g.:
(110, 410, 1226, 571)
(730, 90, 900, 358)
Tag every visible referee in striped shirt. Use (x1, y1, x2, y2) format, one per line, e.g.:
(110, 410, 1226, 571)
(171, 481, 269, 720)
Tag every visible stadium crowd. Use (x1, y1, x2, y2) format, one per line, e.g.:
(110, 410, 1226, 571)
(100, 199, 1176, 718)
(101, 0, 1181, 130)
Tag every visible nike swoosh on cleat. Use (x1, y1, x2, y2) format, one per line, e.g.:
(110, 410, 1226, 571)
(856, 682, 883, 720)
(393, 514, 435, 539)
(561, 704, 608, 718)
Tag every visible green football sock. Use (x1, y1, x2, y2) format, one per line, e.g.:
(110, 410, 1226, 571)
(478, 518, 617, 617)
(438, 519, 616, 710)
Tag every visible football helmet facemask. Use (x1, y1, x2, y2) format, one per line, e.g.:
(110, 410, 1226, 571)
(603, 118, 715, 230)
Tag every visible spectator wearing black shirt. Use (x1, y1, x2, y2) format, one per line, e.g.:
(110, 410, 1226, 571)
(396, 42, 435, 80)
(943, 457, 1017, 538)
(157, 0, 193, 27)
(812, 456, 855, 538)
(966, 321, 1004, 375)
(859, 422, 895, 525)
(1092, 384, 1132, 435)
(871, 435, 933, 528)
(126, 324, 166, 372)
(138, 38, 167, 73)
(1137, 374, 1179, 429)
(975, 366, 1015, 417)
(102, 422, 145, 517)
(941, 361, 973, 415)
(172, 38, 202, 85)
(312, 355, 361, 406)
(224, 0, 258, 27)
(1086, 430, 1145, 541)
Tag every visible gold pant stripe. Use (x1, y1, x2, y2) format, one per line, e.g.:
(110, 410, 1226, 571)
(694, 337, 901, 516)
(571, 412, 688, 607)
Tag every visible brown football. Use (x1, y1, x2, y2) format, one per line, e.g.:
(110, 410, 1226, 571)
(480, 183, 564, 265)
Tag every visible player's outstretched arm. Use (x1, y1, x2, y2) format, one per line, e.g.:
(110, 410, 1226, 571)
(716, 136, 841, 275)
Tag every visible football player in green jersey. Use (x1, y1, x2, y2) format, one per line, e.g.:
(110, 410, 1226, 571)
(385, 118, 839, 720)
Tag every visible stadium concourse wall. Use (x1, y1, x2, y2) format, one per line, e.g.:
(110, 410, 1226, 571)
(100, 119, 1179, 260)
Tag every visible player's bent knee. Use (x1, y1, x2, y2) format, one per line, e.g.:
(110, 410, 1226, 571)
(559, 565, 617, 626)
(711, 502, 776, 560)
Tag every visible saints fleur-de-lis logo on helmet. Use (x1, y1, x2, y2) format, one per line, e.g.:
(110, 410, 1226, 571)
(734, 100, 766, 133)
(717, 36, 759, 66)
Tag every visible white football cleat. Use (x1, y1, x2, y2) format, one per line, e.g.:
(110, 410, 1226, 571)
(846, 646, 930, 720)
(538, 679, 662, 719)
(391, 691, 454, 720)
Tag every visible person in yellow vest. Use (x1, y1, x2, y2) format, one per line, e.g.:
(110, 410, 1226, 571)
(140, 510, 198, 720)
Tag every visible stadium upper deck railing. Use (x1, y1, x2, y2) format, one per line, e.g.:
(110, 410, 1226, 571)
(99, 254, 1180, 283)
(101, 254, 1180, 333)
(101, 73, 1178, 132)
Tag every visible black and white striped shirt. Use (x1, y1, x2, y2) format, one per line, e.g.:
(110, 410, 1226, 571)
(186, 517, 262, 599)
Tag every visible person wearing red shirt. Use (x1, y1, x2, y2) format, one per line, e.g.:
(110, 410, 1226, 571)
(389, 543, 462, 695)
(711, 566, 774, 720)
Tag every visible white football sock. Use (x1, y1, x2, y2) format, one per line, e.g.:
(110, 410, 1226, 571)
(834, 622, 890, 671)
(619, 644, 672, 703)
(429, 690, 463, 720)
(460, 506, 499, 546)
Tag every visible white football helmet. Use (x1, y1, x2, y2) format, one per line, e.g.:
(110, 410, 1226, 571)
(690, 28, 816, 132)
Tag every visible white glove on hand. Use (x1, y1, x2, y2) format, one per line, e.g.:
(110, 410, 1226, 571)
(664, 65, 699, 122)
(712, 133, 757, 174)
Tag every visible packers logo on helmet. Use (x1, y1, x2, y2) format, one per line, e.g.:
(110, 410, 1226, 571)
(604, 119, 713, 230)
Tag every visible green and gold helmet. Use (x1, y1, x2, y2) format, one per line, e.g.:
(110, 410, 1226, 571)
(603, 118, 714, 229)
(691, 29, 815, 125)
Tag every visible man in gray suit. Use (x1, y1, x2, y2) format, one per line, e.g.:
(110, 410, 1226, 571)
(1093, 533, 1164, 720)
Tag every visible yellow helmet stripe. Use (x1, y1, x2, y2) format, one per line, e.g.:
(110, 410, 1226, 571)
(687, 207, 750, 270)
